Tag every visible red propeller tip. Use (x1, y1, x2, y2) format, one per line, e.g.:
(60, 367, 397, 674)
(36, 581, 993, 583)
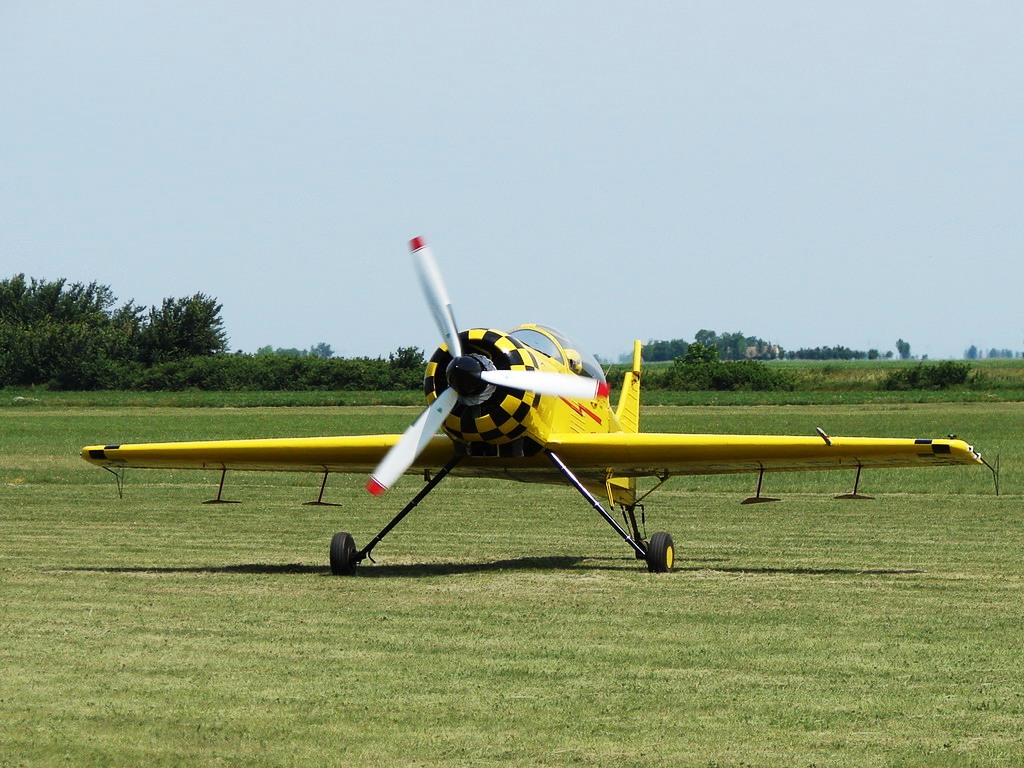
(409, 236, 427, 252)
(597, 381, 611, 398)
(366, 478, 388, 496)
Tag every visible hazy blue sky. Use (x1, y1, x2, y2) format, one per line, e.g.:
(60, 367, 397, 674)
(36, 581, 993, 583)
(3, 2, 1021, 361)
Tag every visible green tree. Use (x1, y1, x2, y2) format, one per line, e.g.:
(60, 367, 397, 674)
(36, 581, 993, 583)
(0, 275, 143, 388)
(137, 293, 228, 364)
(694, 329, 717, 348)
(0, 274, 120, 326)
(896, 338, 911, 360)
(309, 342, 334, 359)
(680, 341, 719, 364)
(643, 338, 690, 362)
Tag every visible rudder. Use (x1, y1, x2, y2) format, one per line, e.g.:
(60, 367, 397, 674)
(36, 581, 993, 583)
(614, 340, 643, 434)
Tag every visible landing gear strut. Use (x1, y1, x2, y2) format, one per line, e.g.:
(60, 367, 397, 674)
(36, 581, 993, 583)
(329, 450, 675, 574)
(328, 454, 464, 575)
(545, 450, 675, 573)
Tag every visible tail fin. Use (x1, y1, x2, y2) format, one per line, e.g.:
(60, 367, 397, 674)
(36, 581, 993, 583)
(605, 340, 643, 507)
(614, 340, 642, 434)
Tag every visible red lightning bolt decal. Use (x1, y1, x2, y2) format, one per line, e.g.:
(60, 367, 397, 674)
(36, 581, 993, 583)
(559, 398, 603, 424)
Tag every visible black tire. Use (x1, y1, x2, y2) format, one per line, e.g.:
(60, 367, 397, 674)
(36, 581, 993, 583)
(645, 531, 675, 573)
(330, 531, 357, 576)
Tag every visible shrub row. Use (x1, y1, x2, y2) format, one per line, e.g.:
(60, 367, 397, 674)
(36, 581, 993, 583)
(880, 361, 973, 390)
(3, 349, 977, 394)
(648, 360, 794, 392)
(1, 352, 427, 392)
(644, 359, 975, 393)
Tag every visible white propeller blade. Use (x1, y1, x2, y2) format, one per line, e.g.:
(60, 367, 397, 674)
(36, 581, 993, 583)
(410, 237, 462, 359)
(479, 369, 610, 400)
(367, 387, 459, 496)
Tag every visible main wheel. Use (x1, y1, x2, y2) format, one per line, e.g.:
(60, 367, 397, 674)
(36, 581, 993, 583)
(645, 531, 675, 573)
(330, 531, 357, 576)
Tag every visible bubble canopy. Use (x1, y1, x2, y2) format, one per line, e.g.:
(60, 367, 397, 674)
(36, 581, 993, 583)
(507, 324, 607, 384)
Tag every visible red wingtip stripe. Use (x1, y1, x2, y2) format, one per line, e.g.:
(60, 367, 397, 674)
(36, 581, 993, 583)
(409, 236, 426, 252)
(366, 478, 388, 496)
(597, 381, 611, 398)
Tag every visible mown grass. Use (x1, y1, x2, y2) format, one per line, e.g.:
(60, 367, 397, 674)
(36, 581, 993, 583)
(2, 401, 1021, 766)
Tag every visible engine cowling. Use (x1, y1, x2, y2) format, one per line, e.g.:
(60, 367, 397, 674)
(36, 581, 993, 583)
(424, 328, 543, 445)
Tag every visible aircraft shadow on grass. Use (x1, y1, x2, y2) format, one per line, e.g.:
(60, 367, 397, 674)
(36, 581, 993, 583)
(692, 566, 925, 577)
(59, 555, 588, 578)
(676, 561, 924, 577)
(60, 558, 922, 579)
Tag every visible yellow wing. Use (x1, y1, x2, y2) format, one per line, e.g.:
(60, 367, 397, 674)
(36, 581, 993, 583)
(83, 431, 981, 483)
(446, 432, 984, 497)
(546, 432, 982, 477)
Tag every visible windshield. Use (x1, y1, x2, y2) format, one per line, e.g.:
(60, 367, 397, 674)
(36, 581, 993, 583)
(508, 325, 606, 383)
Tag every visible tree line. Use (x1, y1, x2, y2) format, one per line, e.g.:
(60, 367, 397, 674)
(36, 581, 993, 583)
(644, 330, 783, 362)
(0, 276, 423, 391)
(643, 330, 911, 362)
(965, 345, 1020, 360)
(643, 333, 988, 362)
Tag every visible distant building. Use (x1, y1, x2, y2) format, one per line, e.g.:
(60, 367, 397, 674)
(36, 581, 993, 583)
(745, 344, 782, 360)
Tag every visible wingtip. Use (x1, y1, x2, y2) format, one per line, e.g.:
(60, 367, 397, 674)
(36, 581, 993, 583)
(366, 477, 388, 496)
(409, 236, 427, 252)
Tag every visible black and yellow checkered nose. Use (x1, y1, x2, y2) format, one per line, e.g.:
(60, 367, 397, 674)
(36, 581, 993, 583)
(425, 329, 541, 445)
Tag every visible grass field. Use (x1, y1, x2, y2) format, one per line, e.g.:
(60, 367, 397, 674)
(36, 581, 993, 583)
(2, 399, 1022, 766)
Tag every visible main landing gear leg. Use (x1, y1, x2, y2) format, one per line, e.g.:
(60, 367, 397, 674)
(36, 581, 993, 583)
(329, 454, 465, 576)
(545, 450, 674, 573)
(621, 504, 647, 559)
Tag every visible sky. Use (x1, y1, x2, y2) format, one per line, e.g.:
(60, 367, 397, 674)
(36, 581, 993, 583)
(2, 1, 1021, 362)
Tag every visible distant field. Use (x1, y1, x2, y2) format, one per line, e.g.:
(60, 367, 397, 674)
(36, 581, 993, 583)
(775, 357, 1024, 392)
(2, 400, 1021, 765)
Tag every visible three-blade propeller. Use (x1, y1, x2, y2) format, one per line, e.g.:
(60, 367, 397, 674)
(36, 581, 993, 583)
(366, 237, 609, 496)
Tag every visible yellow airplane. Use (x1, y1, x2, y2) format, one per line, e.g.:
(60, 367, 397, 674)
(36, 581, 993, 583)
(82, 237, 986, 574)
